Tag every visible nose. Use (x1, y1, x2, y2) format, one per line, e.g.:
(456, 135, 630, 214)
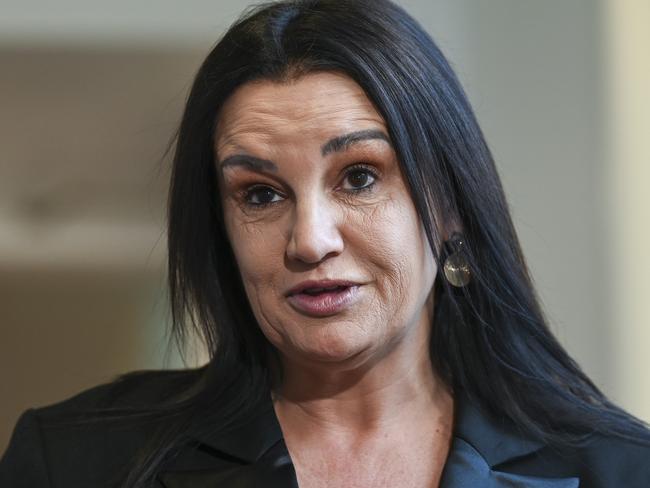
(286, 195, 344, 264)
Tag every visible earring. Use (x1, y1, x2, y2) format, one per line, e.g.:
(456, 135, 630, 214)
(442, 232, 471, 287)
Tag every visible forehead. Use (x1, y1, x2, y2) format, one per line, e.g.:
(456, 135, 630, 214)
(214, 72, 387, 153)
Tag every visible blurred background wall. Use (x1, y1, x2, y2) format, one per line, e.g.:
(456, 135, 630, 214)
(1, 0, 648, 451)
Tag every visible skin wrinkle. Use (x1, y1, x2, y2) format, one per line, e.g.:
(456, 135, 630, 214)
(217, 70, 438, 384)
(215, 72, 453, 487)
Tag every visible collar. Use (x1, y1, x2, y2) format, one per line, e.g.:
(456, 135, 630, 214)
(193, 400, 284, 463)
(452, 392, 545, 468)
(192, 389, 545, 468)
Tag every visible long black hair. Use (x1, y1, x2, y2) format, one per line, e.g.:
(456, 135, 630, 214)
(119, 0, 649, 485)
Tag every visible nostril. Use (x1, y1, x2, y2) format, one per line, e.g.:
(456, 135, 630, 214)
(286, 235, 344, 264)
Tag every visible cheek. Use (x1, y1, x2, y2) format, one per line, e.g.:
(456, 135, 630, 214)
(224, 208, 285, 299)
(355, 199, 435, 307)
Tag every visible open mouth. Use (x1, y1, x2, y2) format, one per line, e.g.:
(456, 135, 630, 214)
(301, 285, 349, 296)
(286, 285, 362, 317)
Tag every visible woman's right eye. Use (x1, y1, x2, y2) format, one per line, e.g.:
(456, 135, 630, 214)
(243, 186, 284, 207)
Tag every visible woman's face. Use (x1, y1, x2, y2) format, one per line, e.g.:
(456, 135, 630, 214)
(215, 71, 437, 368)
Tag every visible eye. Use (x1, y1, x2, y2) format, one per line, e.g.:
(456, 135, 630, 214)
(243, 185, 284, 207)
(341, 164, 378, 191)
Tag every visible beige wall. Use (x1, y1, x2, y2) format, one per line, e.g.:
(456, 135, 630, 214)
(0, 268, 173, 449)
(0, 48, 202, 451)
(1, 0, 648, 452)
(603, 0, 650, 420)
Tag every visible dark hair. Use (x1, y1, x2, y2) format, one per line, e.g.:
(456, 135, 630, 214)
(120, 0, 649, 485)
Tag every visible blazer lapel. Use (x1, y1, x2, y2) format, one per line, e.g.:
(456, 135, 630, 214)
(440, 437, 578, 487)
(440, 394, 579, 487)
(159, 438, 298, 488)
(159, 398, 299, 488)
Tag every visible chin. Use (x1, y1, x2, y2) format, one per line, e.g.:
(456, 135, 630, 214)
(292, 330, 377, 366)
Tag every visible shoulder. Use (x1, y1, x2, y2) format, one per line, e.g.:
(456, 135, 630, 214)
(0, 368, 203, 488)
(515, 430, 650, 487)
(456, 394, 650, 487)
(573, 432, 650, 487)
(0, 409, 50, 487)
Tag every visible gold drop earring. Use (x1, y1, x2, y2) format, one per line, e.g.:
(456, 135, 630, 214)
(442, 232, 471, 287)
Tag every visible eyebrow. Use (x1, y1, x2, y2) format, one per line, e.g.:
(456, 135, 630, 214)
(320, 129, 391, 156)
(219, 129, 391, 172)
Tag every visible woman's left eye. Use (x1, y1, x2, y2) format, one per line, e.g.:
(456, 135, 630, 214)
(341, 165, 378, 191)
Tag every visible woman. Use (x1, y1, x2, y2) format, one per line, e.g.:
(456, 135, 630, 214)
(2, 0, 649, 486)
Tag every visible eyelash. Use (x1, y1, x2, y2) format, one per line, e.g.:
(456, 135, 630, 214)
(241, 163, 379, 209)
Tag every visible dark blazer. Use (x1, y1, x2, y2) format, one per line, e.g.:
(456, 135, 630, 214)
(1, 371, 649, 487)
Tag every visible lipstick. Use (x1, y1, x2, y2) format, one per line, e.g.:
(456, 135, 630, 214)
(286, 284, 362, 317)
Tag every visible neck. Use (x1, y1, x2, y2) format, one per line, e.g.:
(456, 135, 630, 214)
(271, 309, 453, 441)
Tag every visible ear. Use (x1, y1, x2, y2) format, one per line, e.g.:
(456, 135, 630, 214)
(443, 217, 464, 242)
(433, 213, 464, 255)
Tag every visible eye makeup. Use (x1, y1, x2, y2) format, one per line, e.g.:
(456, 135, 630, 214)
(234, 162, 381, 211)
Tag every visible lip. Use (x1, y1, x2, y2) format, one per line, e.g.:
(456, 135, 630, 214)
(286, 284, 362, 317)
(285, 279, 361, 297)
